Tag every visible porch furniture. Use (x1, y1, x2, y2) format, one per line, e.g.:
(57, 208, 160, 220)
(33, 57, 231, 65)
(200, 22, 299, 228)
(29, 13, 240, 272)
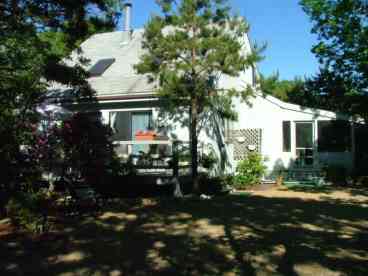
(281, 168, 326, 186)
(113, 140, 190, 177)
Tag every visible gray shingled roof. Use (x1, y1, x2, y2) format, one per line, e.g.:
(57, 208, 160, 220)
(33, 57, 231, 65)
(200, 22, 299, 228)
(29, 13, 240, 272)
(49, 27, 254, 100)
(49, 29, 157, 98)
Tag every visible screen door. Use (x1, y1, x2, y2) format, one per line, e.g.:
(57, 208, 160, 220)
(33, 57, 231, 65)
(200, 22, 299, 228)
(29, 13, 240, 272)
(295, 122, 314, 166)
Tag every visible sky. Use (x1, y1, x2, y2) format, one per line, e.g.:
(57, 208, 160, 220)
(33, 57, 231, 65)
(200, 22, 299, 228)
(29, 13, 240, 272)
(120, 0, 320, 80)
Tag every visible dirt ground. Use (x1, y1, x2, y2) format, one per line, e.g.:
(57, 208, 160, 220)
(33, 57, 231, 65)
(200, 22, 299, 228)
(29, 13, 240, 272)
(250, 185, 368, 204)
(1, 186, 368, 276)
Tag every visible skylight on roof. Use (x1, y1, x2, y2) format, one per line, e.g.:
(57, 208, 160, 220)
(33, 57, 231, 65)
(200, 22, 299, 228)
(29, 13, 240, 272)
(88, 58, 115, 77)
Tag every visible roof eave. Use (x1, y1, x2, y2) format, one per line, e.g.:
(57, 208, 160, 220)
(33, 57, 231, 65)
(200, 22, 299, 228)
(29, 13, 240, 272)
(96, 93, 157, 102)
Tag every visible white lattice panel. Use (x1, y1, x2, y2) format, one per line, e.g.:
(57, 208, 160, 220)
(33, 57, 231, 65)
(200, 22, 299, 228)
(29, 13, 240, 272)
(230, 129, 262, 160)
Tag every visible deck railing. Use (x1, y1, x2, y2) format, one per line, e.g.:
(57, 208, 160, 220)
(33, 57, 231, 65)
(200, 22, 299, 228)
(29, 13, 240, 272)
(112, 140, 191, 176)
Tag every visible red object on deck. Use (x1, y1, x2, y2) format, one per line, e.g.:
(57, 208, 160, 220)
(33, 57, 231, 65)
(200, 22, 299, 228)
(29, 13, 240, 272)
(135, 130, 156, 140)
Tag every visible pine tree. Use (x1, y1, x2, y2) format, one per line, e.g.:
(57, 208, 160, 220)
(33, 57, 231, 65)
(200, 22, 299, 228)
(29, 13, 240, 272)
(136, 0, 262, 191)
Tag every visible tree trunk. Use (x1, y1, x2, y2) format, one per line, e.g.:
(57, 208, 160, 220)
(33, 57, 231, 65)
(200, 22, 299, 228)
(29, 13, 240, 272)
(190, 96, 199, 193)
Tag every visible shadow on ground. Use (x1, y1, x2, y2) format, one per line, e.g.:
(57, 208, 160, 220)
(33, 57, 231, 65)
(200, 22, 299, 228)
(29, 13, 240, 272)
(1, 192, 367, 275)
(284, 183, 368, 199)
(282, 184, 333, 194)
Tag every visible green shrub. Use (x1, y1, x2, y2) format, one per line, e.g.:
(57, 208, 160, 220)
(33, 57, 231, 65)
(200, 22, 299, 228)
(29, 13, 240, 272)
(200, 151, 218, 170)
(5, 191, 51, 234)
(198, 173, 234, 195)
(234, 153, 267, 189)
(220, 174, 236, 187)
(322, 165, 347, 184)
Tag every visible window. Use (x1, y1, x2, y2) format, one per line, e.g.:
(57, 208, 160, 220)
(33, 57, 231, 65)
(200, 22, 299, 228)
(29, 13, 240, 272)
(224, 119, 234, 141)
(252, 65, 257, 87)
(131, 112, 153, 137)
(110, 111, 153, 155)
(282, 121, 291, 152)
(318, 120, 351, 152)
(109, 111, 153, 141)
(110, 112, 131, 141)
(89, 58, 115, 77)
(83, 111, 101, 122)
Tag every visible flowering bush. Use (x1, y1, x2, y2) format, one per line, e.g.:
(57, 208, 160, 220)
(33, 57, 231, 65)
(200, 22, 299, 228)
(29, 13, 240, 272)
(56, 112, 114, 184)
(3, 112, 117, 233)
(11, 112, 114, 190)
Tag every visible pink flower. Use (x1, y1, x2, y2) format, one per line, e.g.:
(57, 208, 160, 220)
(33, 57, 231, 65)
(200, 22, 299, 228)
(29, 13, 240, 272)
(37, 138, 46, 145)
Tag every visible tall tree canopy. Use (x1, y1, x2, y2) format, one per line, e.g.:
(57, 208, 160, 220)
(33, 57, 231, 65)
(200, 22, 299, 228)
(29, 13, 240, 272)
(136, 0, 262, 189)
(259, 73, 304, 102)
(0, 0, 119, 188)
(300, 0, 368, 120)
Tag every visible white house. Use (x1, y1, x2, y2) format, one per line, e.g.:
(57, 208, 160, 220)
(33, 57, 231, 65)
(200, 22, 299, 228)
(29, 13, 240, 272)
(232, 93, 354, 177)
(51, 3, 355, 178)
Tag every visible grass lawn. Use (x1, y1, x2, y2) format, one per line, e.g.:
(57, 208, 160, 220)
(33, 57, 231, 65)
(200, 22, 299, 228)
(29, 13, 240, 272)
(1, 187, 368, 276)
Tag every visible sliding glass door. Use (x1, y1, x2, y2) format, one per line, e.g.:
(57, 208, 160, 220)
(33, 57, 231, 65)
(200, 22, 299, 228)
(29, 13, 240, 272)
(110, 112, 131, 141)
(131, 112, 152, 138)
(131, 112, 152, 154)
(110, 111, 152, 155)
(110, 111, 152, 140)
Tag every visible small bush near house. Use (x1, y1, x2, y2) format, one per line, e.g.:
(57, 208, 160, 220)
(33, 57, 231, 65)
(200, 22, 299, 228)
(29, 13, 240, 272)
(198, 173, 235, 195)
(322, 165, 347, 184)
(234, 153, 267, 189)
(198, 174, 223, 195)
(5, 190, 53, 234)
(354, 176, 368, 187)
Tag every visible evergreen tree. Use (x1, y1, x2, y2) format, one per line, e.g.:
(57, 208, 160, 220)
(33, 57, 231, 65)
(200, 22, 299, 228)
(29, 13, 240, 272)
(259, 73, 304, 102)
(136, 0, 262, 190)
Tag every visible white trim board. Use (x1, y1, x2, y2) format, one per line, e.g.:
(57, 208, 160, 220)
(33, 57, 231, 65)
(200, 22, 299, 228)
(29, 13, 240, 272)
(254, 91, 350, 120)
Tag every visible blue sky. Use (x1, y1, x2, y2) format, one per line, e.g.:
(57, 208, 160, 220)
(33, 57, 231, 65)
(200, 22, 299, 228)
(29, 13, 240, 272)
(120, 0, 320, 80)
